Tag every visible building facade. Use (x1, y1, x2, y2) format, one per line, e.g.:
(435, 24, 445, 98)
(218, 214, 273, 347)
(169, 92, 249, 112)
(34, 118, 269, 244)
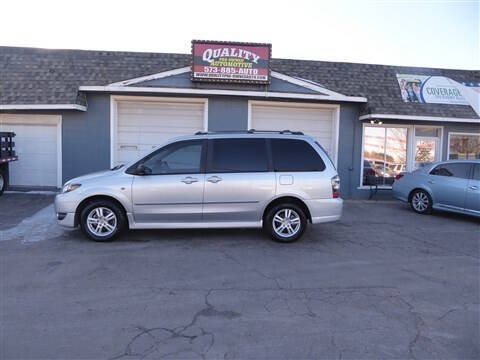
(0, 46, 479, 198)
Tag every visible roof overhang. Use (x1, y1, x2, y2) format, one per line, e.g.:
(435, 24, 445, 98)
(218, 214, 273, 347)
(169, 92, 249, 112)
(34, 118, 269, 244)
(79, 85, 367, 102)
(0, 104, 87, 111)
(359, 113, 479, 124)
(79, 67, 368, 103)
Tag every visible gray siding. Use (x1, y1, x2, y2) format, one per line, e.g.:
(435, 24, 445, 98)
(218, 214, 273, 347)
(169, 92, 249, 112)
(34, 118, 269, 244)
(61, 94, 110, 182)
(207, 97, 248, 131)
(337, 104, 363, 199)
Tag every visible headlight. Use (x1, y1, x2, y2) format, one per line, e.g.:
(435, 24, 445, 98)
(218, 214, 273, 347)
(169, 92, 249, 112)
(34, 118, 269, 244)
(62, 183, 81, 193)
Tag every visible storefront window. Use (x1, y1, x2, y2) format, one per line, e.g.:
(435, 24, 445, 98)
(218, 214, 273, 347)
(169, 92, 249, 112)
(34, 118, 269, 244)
(448, 133, 480, 160)
(363, 126, 407, 186)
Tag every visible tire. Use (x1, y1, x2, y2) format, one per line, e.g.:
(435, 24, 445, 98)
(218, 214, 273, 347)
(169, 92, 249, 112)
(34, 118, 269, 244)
(79, 200, 126, 242)
(0, 173, 5, 196)
(409, 189, 432, 215)
(0, 166, 7, 196)
(264, 203, 307, 243)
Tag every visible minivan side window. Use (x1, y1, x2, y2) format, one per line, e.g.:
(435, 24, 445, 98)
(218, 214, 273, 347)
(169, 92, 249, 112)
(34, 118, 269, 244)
(209, 138, 269, 173)
(430, 163, 471, 179)
(271, 139, 326, 172)
(136, 140, 203, 175)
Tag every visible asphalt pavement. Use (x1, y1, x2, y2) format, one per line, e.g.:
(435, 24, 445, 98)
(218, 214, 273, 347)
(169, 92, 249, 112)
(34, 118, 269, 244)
(0, 193, 478, 359)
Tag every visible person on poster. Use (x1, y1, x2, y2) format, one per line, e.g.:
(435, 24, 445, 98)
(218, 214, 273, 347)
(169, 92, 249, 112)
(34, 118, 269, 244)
(399, 79, 409, 101)
(412, 80, 422, 103)
(406, 82, 418, 102)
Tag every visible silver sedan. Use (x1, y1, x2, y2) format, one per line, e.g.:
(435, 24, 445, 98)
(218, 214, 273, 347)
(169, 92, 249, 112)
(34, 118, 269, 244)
(392, 160, 480, 217)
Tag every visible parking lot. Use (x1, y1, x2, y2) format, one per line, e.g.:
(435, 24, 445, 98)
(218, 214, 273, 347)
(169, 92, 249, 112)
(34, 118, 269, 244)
(0, 193, 479, 360)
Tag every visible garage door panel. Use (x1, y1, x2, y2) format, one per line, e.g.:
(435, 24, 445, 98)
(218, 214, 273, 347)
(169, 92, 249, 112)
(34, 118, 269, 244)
(250, 103, 337, 162)
(0, 116, 59, 187)
(115, 99, 205, 165)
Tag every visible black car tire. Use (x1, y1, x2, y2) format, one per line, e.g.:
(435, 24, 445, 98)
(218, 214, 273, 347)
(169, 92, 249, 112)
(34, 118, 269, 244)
(264, 203, 307, 243)
(409, 189, 433, 215)
(0, 167, 7, 196)
(79, 199, 126, 242)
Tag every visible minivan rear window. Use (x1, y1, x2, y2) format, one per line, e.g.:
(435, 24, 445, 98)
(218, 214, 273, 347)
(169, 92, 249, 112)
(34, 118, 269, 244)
(271, 139, 326, 172)
(209, 138, 269, 173)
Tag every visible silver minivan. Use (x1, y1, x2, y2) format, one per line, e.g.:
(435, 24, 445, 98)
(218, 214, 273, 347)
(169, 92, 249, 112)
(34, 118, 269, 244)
(55, 131, 343, 242)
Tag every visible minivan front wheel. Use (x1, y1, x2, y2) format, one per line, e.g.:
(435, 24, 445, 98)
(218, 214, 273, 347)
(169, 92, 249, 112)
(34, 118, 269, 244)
(265, 203, 307, 243)
(80, 200, 125, 241)
(410, 190, 432, 215)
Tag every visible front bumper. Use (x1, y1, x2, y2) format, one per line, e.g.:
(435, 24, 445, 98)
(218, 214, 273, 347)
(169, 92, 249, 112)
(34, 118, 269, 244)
(55, 193, 81, 228)
(306, 198, 343, 224)
(56, 212, 76, 227)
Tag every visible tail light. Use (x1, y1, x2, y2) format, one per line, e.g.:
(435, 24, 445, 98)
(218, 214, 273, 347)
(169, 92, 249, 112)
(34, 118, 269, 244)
(331, 175, 340, 198)
(395, 173, 404, 180)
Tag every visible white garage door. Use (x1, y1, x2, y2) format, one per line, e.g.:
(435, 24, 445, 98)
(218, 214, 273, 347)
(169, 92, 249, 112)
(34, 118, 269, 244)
(0, 114, 60, 187)
(250, 102, 338, 163)
(114, 98, 206, 165)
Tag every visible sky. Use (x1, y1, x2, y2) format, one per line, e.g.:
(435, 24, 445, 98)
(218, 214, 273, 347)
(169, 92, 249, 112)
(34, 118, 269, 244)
(0, 0, 478, 70)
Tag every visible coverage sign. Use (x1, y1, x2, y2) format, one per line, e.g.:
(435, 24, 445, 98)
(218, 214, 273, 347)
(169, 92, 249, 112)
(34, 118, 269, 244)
(396, 74, 478, 105)
(192, 40, 271, 83)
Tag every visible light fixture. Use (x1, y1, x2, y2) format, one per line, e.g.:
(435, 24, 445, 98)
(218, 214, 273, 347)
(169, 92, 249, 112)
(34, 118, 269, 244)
(370, 119, 383, 125)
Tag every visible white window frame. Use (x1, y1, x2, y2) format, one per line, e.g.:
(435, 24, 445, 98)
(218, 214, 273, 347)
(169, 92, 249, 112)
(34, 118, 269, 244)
(247, 100, 340, 166)
(447, 132, 480, 160)
(109, 95, 208, 168)
(359, 123, 443, 189)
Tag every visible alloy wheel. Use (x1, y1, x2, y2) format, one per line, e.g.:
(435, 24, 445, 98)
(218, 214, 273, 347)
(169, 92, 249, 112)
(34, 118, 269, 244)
(412, 192, 429, 212)
(272, 208, 301, 237)
(86, 207, 117, 237)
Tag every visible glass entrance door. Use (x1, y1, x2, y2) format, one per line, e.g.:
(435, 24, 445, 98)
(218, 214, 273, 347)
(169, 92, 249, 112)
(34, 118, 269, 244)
(415, 137, 439, 168)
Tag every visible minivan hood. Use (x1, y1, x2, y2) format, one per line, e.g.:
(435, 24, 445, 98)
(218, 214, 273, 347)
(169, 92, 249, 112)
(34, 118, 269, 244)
(64, 169, 118, 185)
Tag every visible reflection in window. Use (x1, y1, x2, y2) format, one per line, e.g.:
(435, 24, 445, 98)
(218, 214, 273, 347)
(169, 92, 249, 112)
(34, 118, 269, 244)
(415, 139, 436, 168)
(414, 127, 441, 168)
(363, 126, 407, 186)
(449, 134, 480, 160)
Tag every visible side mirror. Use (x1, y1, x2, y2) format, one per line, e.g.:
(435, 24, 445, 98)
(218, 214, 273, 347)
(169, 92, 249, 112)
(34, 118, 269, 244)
(135, 164, 151, 176)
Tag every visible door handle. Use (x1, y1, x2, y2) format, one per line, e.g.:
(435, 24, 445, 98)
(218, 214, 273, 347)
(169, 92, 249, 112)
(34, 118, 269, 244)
(469, 185, 478, 191)
(207, 176, 222, 183)
(181, 176, 198, 184)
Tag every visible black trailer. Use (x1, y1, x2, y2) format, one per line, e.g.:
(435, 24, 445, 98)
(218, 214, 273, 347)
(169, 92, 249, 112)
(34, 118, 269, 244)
(0, 132, 18, 195)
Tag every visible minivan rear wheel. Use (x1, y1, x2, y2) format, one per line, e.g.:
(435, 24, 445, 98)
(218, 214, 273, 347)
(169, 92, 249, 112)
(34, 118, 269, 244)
(264, 203, 307, 243)
(80, 200, 126, 241)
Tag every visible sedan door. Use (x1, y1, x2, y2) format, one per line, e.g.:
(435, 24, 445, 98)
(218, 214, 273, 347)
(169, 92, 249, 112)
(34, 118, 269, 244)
(428, 162, 470, 212)
(465, 164, 480, 215)
(131, 139, 206, 224)
(203, 138, 275, 223)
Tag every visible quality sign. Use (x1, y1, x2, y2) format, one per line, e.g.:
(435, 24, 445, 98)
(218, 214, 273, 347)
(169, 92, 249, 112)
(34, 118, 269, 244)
(192, 40, 271, 83)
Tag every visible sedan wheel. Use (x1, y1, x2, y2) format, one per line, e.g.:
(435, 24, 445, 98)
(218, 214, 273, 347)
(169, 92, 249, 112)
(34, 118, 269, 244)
(410, 190, 432, 214)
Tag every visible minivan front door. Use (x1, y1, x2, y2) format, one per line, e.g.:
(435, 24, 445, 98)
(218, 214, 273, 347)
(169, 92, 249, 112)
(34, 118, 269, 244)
(203, 138, 275, 223)
(131, 140, 206, 224)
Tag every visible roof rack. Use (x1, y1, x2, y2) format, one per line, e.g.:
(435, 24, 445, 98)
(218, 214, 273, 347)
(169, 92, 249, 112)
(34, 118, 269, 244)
(194, 129, 304, 135)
